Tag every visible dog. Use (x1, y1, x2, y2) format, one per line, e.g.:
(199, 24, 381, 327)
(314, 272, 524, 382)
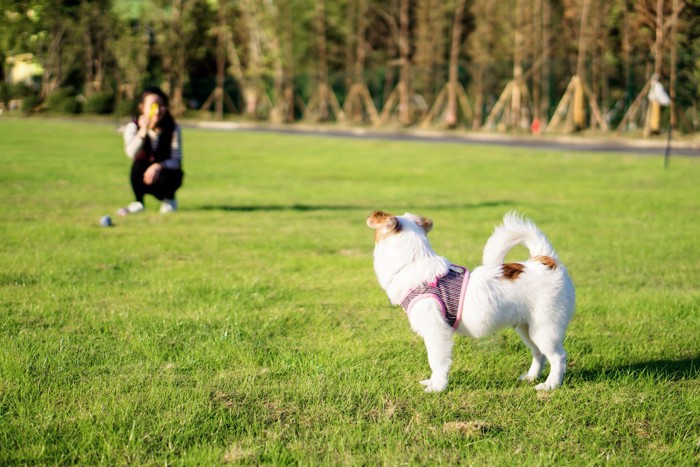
(367, 211, 575, 392)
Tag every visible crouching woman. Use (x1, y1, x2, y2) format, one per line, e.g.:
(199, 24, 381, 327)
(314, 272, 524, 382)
(118, 86, 184, 215)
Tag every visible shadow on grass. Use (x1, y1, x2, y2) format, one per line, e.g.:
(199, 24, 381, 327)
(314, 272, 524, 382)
(574, 356, 699, 383)
(190, 200, 514, 213)
(447, 357, 699, 391)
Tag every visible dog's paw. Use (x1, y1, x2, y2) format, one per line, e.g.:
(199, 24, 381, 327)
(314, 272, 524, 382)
(535, 381, 559, 391)
(519, 373, 538, 382)
(420, 378, 447, 393)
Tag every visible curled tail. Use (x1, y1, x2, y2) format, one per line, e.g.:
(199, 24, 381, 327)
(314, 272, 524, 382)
(482, 212, 559, 267)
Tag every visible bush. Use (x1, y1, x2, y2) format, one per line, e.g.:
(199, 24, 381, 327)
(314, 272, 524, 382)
(0, 82, 9, 107)
(114, 97, 137, 117)
(8, 83, 33, 99)
(20, 95, 42, 113)
(45, 88, 81, 114)
(83, 92, 114, 114)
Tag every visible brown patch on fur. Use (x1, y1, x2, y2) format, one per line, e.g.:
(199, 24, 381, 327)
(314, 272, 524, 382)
(501, 263, 525, 280)
(532, 255, 557, 270)
(367, 210, 402, 243)
(409, 214, 433, 233)
(367, 211, 393, 228)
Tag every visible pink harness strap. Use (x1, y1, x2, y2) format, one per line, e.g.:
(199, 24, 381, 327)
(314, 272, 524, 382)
(399, 265, 470, 329)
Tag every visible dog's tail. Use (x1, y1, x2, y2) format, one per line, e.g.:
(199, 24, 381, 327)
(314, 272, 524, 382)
(482, 212, 559, 267)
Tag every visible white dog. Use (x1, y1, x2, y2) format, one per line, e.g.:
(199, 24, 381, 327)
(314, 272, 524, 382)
(367, 211, 575, 392)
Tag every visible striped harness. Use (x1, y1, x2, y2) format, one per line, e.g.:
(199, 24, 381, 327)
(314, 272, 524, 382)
(399, 265, 470, 330)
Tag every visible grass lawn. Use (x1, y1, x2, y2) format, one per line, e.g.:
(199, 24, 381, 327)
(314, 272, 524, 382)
(1, 117, 698, 464)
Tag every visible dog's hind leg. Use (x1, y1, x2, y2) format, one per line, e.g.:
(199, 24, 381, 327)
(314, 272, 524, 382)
(515, 324, 545, 382)
(530, 332, 567, 391)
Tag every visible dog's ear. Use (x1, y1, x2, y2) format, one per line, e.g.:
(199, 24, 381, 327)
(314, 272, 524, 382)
(416, 216, 433, 233)
(367, 211, 399, 231)
(404, 213, 433, 233)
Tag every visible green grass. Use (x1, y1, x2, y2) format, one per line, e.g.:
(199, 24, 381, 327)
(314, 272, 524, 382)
(1, 117, 698, 465)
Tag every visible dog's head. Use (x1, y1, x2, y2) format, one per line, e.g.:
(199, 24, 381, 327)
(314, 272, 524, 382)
(367, 211, 433, 244)
(367, 211, 448, 297)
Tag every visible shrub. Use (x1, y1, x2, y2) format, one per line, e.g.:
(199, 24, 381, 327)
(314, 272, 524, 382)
(8, 83, 33, 99)
(45, 88, 81, 114)
(83, 92, 115, 114)
(20, 95, 42, 113)
(114, 97, 137, 117)
(0, 82, 9, 107)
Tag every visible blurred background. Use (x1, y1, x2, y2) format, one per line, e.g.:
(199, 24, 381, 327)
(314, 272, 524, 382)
(0, 0, 698, 136)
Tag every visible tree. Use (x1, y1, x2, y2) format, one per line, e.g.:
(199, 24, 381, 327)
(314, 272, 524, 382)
(546, 0, 609, 133)
(0, 1, 38, 82)
(484, 0, 534, 131)
(0, 0, 78, 98)
(467, 0, 517, 129)
(413, 0, 449, 107)
(342, 0, 380, 125)
(616, 0, 685, 135)
(77, 0, 116, 97)
(421, 0, 473, 128)
(267, 0, 293, 124)
(200, 0, 238, 119)
(112, 5, 150, 105)
(303, 0, 345, 122)
(149, 0, 206, 115)
(36, 0, 76, 98)
(376, 0, 416, 126)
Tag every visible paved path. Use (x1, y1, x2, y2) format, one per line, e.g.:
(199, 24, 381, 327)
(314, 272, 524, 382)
(187, 121, 700, 157)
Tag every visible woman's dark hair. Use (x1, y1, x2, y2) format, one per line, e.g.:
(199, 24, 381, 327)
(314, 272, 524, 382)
(139, 86, 170, 107)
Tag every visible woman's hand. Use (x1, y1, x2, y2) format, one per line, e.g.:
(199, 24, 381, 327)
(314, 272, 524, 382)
(143, 163, 162, 185)
(137, 101, 161, 135)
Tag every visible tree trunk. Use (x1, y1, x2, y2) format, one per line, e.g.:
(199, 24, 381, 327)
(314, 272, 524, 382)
(240, 0, 263, 118)
(654, 0, 664, 77)
(645, 0, 665, 136)
(345, 0, 358, 93)
(511, 0, 525, 127)
(282, 0, 296, 122)
(590, 1, 602, 129)
(542, 0, 551, 121)
(269, 0, 291, 123)
(40, 22, 65, 98)
(81, 4, 96, 96)
(315, 0, 330, 121)
(444, 0, 466, 127)
(398, 0, 412, 126)
(414, 0, 446, 107)
(354, 0, 368, 84)
(170, 1, 186, 116)
(576, 0, 590, 78)
(573, 0, 591, 129)
(214, 4, 227, 119)
(669, 0, 681, 131)
(532, 0, 542, 121)
(344, 0, 376, 123)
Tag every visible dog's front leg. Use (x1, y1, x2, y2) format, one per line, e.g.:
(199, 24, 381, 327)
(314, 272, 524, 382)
(408, 301, 454, 393)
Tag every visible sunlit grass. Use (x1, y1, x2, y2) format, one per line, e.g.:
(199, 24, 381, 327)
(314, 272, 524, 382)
(1, 117, 698, 464)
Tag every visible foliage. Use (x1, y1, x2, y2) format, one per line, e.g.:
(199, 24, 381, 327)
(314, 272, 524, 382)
(44, 87, 81, 113)
(19, 94, 42, 112)
(3, 82, 34, 100)
(82, 92, 115, 114)
(114, 96, 138, 117)
(0, 118, 699, 464)
(0, 0, 698, 130)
